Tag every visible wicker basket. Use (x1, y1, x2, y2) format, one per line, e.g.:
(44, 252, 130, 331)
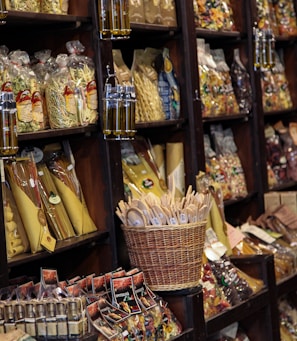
(121, 221, 206, 291)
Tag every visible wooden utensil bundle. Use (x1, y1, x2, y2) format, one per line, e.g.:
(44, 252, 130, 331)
(116, 185, 212, 227)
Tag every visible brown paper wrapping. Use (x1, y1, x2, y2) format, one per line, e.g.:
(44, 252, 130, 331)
(152, 144, 166, 184)
(37, 163, 76, 240)
(51, 176, 97, 236)
(160, 0, 177, 26)
(166, 142, 185, 198)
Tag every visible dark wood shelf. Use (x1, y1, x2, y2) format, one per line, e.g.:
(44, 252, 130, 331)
(277, 272, 297, 297)
(18, 125, 98, 142)
(4, 9, 90, 25)
(269, 180, 297, 192)
(224, 191, 258, 207)
(7, 230, 109, 267)
(202, 113, 250, 123)
(136, 118, 184, 129)
(206, 290, 269, 336)
(196, 28, 241, 39)
(263, 108, 297, 118)
(131, 22, 179, 33)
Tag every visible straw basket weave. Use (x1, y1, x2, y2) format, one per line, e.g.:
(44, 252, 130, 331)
(121, 221, 206, 291)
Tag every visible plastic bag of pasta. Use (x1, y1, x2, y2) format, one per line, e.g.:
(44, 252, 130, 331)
(66, 40, 98, 125)
(45, 54, 79, 129)
(131, 49, 165, 123)
(40, 0, 69, 14)
(9, 50, 45, 132)
(5, 0, 40, 12)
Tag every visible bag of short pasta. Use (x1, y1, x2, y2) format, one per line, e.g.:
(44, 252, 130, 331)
(66, 40, 98, 125)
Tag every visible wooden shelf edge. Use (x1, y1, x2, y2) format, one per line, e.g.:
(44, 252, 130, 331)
(136, 118, 184, 129)
(5, 10, 90, 24)
(8, 230, 109, 267)
(206, 289, 269, 336)
(277, 271, 297, 296)
(18, 125, 98, 141)
(203, 113, 250, 123)
(196, 28, 241, 39)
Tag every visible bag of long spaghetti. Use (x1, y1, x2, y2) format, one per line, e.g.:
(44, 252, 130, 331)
(44, 143, 97, 236)
(1, 162, 30, 258)
(5, 157, 56, 254)
(45, 54, 79, 129)
(37, 162, 76, 240)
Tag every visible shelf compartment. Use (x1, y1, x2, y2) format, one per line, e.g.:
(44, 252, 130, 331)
(206, 289, 269, 336)
(7, 230, 109, 267)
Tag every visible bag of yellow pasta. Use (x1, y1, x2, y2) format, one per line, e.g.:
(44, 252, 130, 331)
(5, 158, 56, 254)
(45, 144, 97, 236)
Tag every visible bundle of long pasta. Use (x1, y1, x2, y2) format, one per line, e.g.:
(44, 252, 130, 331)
(37, 163, 76, 240)
(47, 152, 97, 236)
(5, 158, 56, 254)
(3, 182, 29, 258)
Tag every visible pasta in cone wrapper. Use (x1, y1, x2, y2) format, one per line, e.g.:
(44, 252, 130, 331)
(5, 159, 56, 254)
(37, 163, 76, 240)
(47, 154, 97, 236)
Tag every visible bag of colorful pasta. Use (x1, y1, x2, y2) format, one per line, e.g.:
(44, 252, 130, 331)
(45, 54, 79, 129)
(9, 50, 45, 132)
(66, 40, 98, 126)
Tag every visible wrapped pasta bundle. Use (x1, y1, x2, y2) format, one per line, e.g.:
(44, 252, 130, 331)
(3, 182, 29, 258)
(46, 152, 97, 236)
(37, 163, 76, 240)
(5, 158, 56, 254)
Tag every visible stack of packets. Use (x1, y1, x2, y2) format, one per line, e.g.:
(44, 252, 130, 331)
(0, 267, 182, 341)
(3, 140, 97, 257)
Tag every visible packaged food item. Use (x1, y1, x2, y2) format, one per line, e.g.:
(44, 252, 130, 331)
(155, 48, 180, 120)
(3, 181, 29, 258)
(45, 54, 79, 129)
(265, 124, 287, 185)
(129, 0, 145, 23)
(143, 0, 162, 24)
(230, 49, 253, 114)
(211, 49, 239, 115)
(193, 0, 235, 31)
(8, 50, 45, 132)
(274, 0, 297, 36)
(45, 143, 97, 236)
(131, 49, 165, 122)
(37, 162, 76, 240)
(40, 0, 68, 14)
(160, 0, 177, 26)
(66, 40, 98, 126)
(197, 39, 218, 117)
(5, 157, 56, 254)
(5, 0, 40, 12)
